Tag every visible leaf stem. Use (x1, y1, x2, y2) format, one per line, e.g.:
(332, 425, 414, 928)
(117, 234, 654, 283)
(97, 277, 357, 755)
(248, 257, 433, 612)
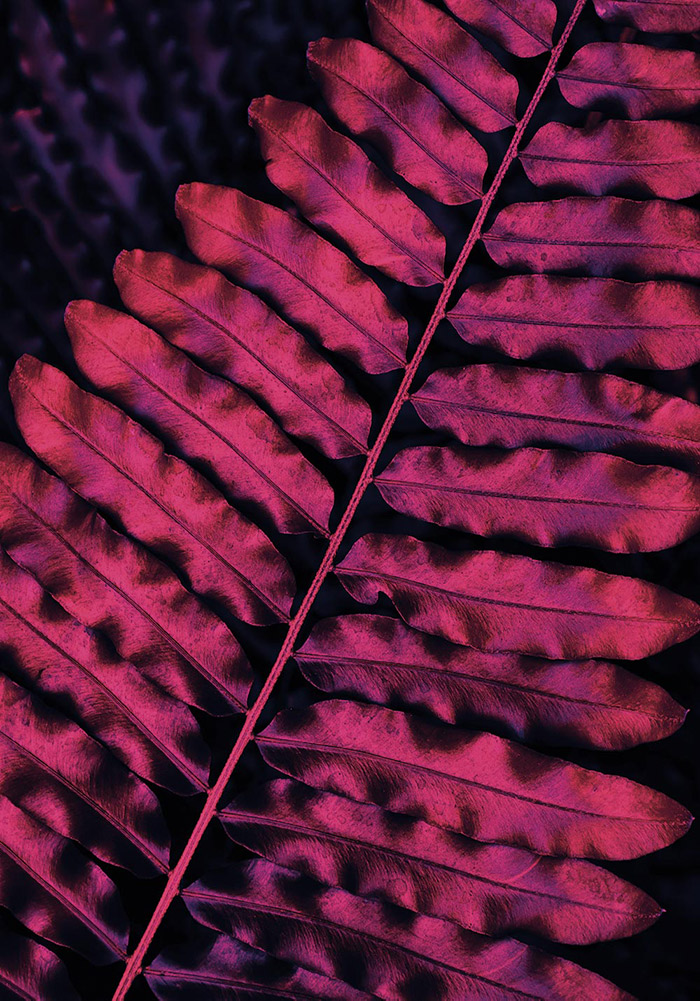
(112, 3, 588, 994)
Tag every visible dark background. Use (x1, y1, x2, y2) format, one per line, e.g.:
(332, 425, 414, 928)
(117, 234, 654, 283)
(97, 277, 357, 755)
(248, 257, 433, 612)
(0, 1, 698, 999)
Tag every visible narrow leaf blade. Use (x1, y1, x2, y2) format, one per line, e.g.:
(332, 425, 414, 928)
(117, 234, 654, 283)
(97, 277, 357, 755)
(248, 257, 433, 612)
(10, 356, 295, 626)
(307, 37, 487, 204)
(185, 859, 633, 999)
(0, 547, 209, 794)
(66, 299, 333, 537)
(592, 0, 700, 32)
(116, 244, 373, 455)
(412, 364, 700, 470)
(222, 778, 664, 944)
(0, 928, 79, 1001)
(448, 275, 700, 370)
(443, 0, 557, 57)
(249, 96, 445, 286)
(367, 0, 518, 132)
(557, 43, 700, 119)
(0, 796, 127, 964)
(335, 533, 700, 659)
(0, 443, 251, 716)
(375, 443, 700, 552)
(257, 700, 692, 858)
(296, 614, 686, 749)
(148, 935, 375, 1001)
(483, 196, 700, 280)
(0, 674, 169, 876)
(521, 121, 700, 200)
(163, 184, 407, 375)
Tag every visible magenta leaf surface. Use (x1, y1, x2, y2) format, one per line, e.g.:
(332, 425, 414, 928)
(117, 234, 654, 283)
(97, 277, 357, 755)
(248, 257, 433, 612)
(448, 275, 700, 369)
(367, 0, 519, 131)
(1, 1, 698, 998)
(296, 613, 686, 749)
(184, 859, 635, 999)
(221, 778, 663, 944)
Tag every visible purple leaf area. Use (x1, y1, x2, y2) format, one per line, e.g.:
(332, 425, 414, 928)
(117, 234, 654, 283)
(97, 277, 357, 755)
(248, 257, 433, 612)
(521, 121, 700, 200)
(412, 363, 700, 468)
(0, 673, 169, 877)
(443, 0, 557, 57)
(221, 778, 664, 943)
(593, 0, 700, 32)
(448, 276, 700, 369)
(367, 0, 519, 132)
(0, 796, 128, 964)
(483, 197, 700, 279)
(10, 356, 296, 627)
(307, 37, 487, 205)
(114, 243, 373, 455)
(257, 700, 692, 859)
(376, 443, 700, 552)
(0, 443, 252, 716)
(248, 95, 446, 285)
(336, 533, 700, 660)
(147, 934, 375, 1001)
(557, 42, 700, 119)
(0, 1, 698, 1000)
(296, 614, 686, 749)
(184, 859, 635, 1000)
(65, 300, 334, 537)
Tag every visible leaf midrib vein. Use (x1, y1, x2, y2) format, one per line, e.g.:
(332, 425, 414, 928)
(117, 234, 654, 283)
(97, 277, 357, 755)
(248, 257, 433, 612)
(375, 473, 696, 511)
(337, 565, 695, 624)
(71, 314, 326, 536)
(295, 651, 682, 721)
(249, 107, 444, 283)
(257, 734, 686, 826)
(16, 369, 288, 622)
(117, 257, 370, 453)
(219, 808, 658, 917)
(0, 480, 243, 709)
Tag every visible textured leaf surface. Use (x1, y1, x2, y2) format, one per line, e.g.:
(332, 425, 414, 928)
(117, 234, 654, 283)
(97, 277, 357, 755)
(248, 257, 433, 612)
(592, 0, 700, 32)
(448, 275, 700, 370)
(335, 534, 700, 660)
(308, 37, 487, 204)
(367, 0, 518, 132)
(10, 356, 295, 626)
(147, 935, 375, 1001)
(376, 444, 700, 552)
(442, 0, 557, 57)
(222, 778, 664, 944)
(249, 96, 445, 286)
(115, 244, 373, 454)
(0, 547, 208, 794)
(0, 930, 79, 1001)
(66, 299, 333, 537)
(558, 43, 700, 119)
(483, 197, 700, 279)
(0, 674, 168, 876)
(0, 797, 127, 964)
(296, 614, 686, 749)
(412, 364, 700, 469)
(184, 859, 633, 999)
(0, 444, 251, 716)
(166, 184, 407, 375)
(521, 121, 700, 200)
(257, 700, 692, 858)
(5, 1, 700, 996)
